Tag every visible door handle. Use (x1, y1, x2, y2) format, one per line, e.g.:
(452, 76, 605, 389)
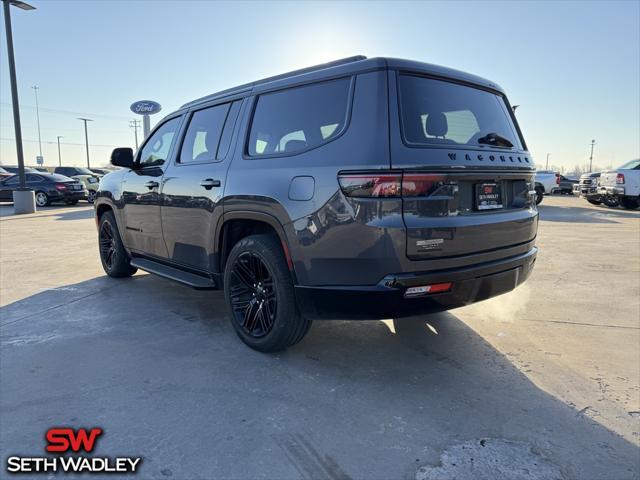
(144, 181, 159, 189)
(200, 178, 221, 190)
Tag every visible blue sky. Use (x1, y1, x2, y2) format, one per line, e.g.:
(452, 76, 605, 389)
(1, 0, 638, 171)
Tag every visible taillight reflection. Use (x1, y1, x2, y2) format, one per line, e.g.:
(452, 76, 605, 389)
(55, 183, 68, 191)
(616, 173, 625, 184)
(402, 174, 446, 197)
(338, 174, 402, 198)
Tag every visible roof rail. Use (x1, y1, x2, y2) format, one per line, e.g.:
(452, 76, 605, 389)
(181, 55, 367, 109)
(252, 55, 367, 87)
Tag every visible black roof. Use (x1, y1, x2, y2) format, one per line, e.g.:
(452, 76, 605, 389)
(180, 56, 504, 110)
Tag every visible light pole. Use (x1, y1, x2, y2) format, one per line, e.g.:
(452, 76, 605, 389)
(546, 153, 550, 170)
(2, 0, 36, 214)
(129, 119, 140, 149)
(56, 136, 63, 166)
(31, 85, 43, 162)
(78, 117, 93, 168)
(589, 139, 596, 173)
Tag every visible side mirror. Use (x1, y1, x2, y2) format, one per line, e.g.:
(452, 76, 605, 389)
(111, 147, 135, 169)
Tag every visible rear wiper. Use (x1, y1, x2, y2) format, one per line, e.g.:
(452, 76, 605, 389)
(477, 132, 514, 148)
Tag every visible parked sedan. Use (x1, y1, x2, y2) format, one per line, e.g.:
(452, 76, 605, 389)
(0, 167, 13, 180)
(0, 172, 87, 207)
(2, 166, 38, 174)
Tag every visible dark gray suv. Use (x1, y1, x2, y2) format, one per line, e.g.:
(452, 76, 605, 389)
(95, 56, 538, 352)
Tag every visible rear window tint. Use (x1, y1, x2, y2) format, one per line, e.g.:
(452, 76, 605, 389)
(399, 75, 523, 150)
(248, 77, 351, 156)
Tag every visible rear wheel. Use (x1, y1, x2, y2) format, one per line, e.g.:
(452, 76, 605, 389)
(603, 196, 619, 208)
(98, 211, 137, 278)
(35, 191, 49, 207)
(586, 197, 602, 205)
(224, 234, 311, 352)
(620, 197, 639, 210)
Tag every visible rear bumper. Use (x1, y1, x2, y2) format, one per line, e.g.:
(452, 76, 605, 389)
(600, 186, 624, 196)
(295, 247, 537, 320)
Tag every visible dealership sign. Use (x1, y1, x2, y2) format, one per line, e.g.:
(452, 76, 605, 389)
(130, 100, 161, 115)
(6, 427, 142, 474)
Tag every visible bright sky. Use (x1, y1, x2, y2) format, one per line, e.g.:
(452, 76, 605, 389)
(1, 0, 638, 171)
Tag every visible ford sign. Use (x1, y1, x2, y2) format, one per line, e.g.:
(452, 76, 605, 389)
(130, 100, 162, 115)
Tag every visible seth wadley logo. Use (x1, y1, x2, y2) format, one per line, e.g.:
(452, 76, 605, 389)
(6, 428, 142, 474)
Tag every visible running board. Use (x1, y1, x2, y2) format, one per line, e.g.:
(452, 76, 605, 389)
(130, 258, 217, 290)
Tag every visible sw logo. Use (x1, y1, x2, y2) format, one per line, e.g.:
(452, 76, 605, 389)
(6, 427, 142, 474)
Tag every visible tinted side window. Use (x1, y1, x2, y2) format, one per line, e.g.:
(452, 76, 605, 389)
(180, 104, 230, 164)
(4, 176, 18, 185)
(248, 77, 351, 157)
(139, 117, 181, 167)
(26, 174, 43, 182)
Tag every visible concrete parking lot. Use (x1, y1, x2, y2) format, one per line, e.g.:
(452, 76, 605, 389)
(1, 196, 639, 479)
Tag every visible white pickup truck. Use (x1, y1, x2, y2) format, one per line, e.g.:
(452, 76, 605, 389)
(599, 159, 640, 210)
(534, 171, 560, 204)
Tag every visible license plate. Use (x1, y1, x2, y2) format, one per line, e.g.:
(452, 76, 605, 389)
(476, 183, 503, 210)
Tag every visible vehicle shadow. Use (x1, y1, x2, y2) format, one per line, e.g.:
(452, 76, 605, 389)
(1, 275, 638, 480)
(538, 203, 639, 223)
(0, 204, 93, 221)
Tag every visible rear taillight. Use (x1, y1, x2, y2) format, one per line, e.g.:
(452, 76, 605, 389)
(555, 174, 560, 185)
(55, 183, 68, 191)
(338, 173, 402, 198)
(401, 174, 446, 197)
(338, 172, 453, 198)
(616, 173, 625, 184)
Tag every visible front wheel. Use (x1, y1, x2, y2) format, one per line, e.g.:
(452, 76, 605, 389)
(35, 191, 49, 207)
(223, 234, 311, 352)
(620, 197, 639, 210)
(87, 191, 97, 203)
(535, 187, 544, 205)
(98, 211, 137, 278)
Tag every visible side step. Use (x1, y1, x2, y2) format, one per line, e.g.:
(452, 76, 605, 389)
(130, 258, 217, 290)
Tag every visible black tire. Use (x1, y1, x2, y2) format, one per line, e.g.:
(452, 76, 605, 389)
(223, 234, 311, 352)
(603, 196, 620, 208)
(87, 191, 97, 203)
(98, 211, 137, 278)
(35, 191, 49, 207)
(535, 187, 544, 205)
(65, 200, 79, 205)
(620, 197, 639, 210)
(586, 197, 602, 205)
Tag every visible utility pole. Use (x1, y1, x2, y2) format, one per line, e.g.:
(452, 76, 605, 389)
(56, 136, 63, 166)
(31, 85, 42, 162)
(589, 139, 596, 173)
(129, 119, 141, 149)
(78, 117, 93, 168)
(3, 0, 37, 214)
(546, 153, 550, 170)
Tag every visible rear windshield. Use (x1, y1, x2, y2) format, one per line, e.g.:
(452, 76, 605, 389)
(399, 74, 523, 150)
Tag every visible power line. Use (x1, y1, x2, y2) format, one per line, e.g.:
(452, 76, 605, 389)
(0, 137, 120, 148)
(0, 101, 131, 120)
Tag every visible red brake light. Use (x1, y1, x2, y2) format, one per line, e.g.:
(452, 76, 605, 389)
(616, 173, 625, 184)
(55, 183, 68, 191)
(555, 174, 560, 185)
(338, 173, 401, 198)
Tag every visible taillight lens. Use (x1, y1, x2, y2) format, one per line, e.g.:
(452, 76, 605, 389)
(401, 174, 446, 197)
(55, 183, 68, 191)
(338, 173, 401, 198)
(555, 174, 560, 185)
(616, 173, 625, 184)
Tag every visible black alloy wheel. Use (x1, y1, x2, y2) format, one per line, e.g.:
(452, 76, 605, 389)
(228, 251, 277, 338)
(99, 219, 117, 272)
